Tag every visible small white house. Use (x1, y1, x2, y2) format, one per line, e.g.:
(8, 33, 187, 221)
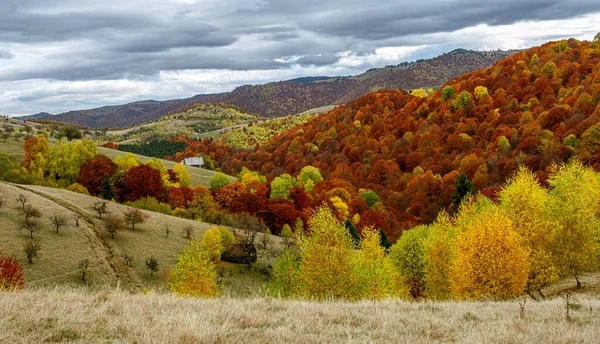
(182, 157, 204, 168)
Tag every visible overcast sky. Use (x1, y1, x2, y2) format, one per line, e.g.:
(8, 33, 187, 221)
(1, 0, 600, 115)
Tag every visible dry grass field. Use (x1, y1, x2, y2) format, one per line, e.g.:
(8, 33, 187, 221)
(1, 287, 600, 343)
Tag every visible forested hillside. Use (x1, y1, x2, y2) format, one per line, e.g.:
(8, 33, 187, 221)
(175, 38, 600, 238)
(335, 49, 517, 103)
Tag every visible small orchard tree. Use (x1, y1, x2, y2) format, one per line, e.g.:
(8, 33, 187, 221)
(145, 256, 159, 277)
(0, 196, 5, 209)
(123, 253, 134, 267)
(23, 239, 42, 264)
(73, 214, 81, 227)
(20, 204, 42, 239)
(164, 225, 170, 238)
(123, 208, 148, 231)
(91, 201, 108, 219)
(78, 258, 90, 282)
(103, 215, 123, 239)
(50, 213, 68, 234)
(16, 194, 28, 210)
(0, 252, 25, 290)
(183, 225, 194, 240)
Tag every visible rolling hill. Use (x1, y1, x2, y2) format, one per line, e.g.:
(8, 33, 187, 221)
(27, 49, 515, 128)
(99, 102, 260, 145)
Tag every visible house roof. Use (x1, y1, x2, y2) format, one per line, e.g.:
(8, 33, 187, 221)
(182, 157, 204, 166)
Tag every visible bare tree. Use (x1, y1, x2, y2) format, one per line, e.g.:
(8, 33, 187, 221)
(23, 239, 42, 264)
(78, 258, 90, 282)
(234, 213, 267, 249)
(0, 196, 5, 209)
(73, 214, 81, 227)
(145, 256, 159, 277)
(50, 213, 68, 234)
(19, 204, 42, 239)
(103, 215, 123, 239)
(123, 253, 134, 267)
(123, 208, 148, 231)
(91, 201, 108, 219)
(16, 194, 28, 210)
(183, 225, 194, 240)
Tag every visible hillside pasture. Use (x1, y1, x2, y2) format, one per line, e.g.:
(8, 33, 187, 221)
(0, 183, 278, 295)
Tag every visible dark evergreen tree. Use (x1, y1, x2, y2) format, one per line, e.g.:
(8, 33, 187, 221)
(100, 178, 115, 200)
(379, 229, 392, 249)
(451, 173, 474, 206)
(344, 219, 360, 248)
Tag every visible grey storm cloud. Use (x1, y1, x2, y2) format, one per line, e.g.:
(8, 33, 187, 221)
(0, 49, 12, 59)
(0, 0, 598, 81)
(1, 0, 599, 115)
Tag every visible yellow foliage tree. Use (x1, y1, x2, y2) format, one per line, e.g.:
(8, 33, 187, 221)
(46, 138, 97, 185)
(115, 152, 141, 173)
(173, 164, 192, 187)
(170, 239, 219, 297)
(449, 208, 529, 299)
(354, 226, 402, 299)
(500, 166, 558, 294)
(422, 212, 455, 300)
(330, 196, 350, 219)
(200, 227, 226, 263)
(298, 207, 358, 299)
(547, 161, 600, 289)
(390, 225, 430, 298)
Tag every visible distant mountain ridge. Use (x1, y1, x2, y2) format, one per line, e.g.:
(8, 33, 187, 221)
(16, 112, 54, 120)
(28, 49, 517, 128)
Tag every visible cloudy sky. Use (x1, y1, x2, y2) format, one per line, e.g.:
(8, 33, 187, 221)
(1, 0, 600, 116)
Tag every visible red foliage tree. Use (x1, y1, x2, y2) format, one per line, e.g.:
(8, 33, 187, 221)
(125, 164, 165, 202)
(0, 252, 24, 290)
(258, 199, 304, 235)
(230, 192, 268, 215)
(77, 155, 117, 196)
(213, 182, 246, 209)
(289, 186, 312, 210)
(167, 187, 186, 209)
